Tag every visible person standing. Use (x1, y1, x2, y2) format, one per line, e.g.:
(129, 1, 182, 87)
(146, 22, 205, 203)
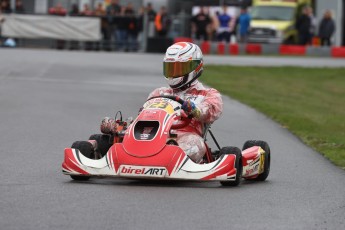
(216, 6, 232, 43)
(146, 3, 156, 38)
(125, 3, 139, 51)
(308, 7, 317, 45)
(146, 2, 156, 22)
(106, 0, 121, 16)
(69, 4, 80, 50)
(191, 7, 211, 41)
(94, 3, 109, 51)
(318, 10, 335, 46)
(106, 0, 121, 50)
(296, 6, 314, 45)
(69, 4, 79, 16)
(1, 1, 12, 13)
(15, 0, 25, 14)
(49, 3, 67, 49)
(155, 6, 170, 37)
(80, 4, 93, 16)
(237, 7, 251, 43)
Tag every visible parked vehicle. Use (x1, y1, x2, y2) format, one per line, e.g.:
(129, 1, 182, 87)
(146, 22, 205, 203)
(249, 0, 311, 44)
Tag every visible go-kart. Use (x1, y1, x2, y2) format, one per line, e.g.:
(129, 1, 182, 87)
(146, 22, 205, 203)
(62, 95, 271, 186)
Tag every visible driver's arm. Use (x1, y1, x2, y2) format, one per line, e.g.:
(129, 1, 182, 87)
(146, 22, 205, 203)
(196, 88, 223, 123)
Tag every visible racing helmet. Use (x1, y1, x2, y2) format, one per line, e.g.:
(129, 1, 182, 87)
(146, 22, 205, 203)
(163, 42, 203, 89)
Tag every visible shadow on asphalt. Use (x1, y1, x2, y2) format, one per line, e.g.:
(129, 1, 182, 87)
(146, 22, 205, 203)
(64, 177, 272, 189)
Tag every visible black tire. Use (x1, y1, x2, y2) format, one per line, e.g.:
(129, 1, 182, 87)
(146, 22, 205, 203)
(242, 140, 270, 181)
(220, 146, 243, 187)
(89, 134, 112, 157)
(70, 141, 94, 181)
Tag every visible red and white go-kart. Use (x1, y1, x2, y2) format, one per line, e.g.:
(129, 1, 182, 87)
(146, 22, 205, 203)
(62, 95, 271, 186)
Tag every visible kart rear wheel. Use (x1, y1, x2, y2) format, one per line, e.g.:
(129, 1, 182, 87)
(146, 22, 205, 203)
(242, 140, 270, 181)
(70, 141, 94, 181)
(220, 146, 242, 187)
(89, 134, 112, 157)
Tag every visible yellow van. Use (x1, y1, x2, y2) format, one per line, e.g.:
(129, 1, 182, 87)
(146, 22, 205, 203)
(249, 0, 311, 44)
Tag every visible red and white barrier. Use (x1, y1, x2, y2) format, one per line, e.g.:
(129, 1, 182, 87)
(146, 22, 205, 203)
(331, 47, 345, 58)
(171, 39, 343, 58)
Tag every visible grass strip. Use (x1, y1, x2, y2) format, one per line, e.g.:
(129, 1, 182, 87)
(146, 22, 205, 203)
(202, 65, 345, 169)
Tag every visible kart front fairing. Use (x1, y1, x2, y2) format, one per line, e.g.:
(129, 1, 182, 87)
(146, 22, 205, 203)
(62, 97, 239, 181)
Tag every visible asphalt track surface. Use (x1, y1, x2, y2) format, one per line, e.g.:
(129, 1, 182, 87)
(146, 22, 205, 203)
(0, 49, 344, 230)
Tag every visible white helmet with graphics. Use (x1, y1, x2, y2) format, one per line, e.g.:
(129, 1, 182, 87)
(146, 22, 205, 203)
(163, 42, 203, 89)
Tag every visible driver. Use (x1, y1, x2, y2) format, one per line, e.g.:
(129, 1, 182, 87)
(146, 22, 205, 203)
(148, 42, 223, 163)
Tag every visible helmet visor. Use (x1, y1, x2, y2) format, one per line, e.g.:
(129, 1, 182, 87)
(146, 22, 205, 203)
(163, 60, 201, 78)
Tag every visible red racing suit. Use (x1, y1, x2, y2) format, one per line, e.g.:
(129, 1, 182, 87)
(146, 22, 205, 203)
(148, 80, 223, 163)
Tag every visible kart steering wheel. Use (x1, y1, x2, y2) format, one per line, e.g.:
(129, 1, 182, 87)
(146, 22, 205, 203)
(147, 95, 191, 129)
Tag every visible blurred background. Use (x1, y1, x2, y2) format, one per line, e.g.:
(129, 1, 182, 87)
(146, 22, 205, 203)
(0, 0, 344, 52)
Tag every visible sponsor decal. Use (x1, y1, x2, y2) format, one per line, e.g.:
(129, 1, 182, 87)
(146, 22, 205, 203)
(119, 165, 167, 177)
(140, 127, 154, 140)
(245, 164, 259, 176)
(249, 158, 260, 166)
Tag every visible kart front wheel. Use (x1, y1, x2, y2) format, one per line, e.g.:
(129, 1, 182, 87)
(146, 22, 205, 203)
(70, 141, 94, 181)
(242, 140, 270, 181)
(220, 146, 242, 187)
(89, 134, 112, 157)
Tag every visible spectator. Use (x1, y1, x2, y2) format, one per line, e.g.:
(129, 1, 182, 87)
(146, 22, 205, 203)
(146, 2, 156, 22)
(318, 10, 335, 46)
(296, 6, 314, 45)
(114, 5, 130, 51)
(94, 2, 105, 16)
(94, 3, 109, 51)
(210, 11, 220, 41)
(106, 0, 121, 15)
(49, 3, 67, 16)
(146, 2, 156, 37)
(191, 7, 211, 41)
(80, 4, 93, 16)
(49, 3, 67, 49)
(155, 6, 170, 37)
(69, 3, 79, 16)
(126, 3, 139, 51)
(124, 2, 135, 15)
(237, 7, 251, 43)
(15, 0, 25, 14)
(309, 7, 317, 44)
(106, 0, 121, 49)
(216, 6, 232, 43)
(68, 4, 80, 50)
(80, 4, 95, 50)
(137, 6, 145, 49)
(1, 0, 12, 13)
